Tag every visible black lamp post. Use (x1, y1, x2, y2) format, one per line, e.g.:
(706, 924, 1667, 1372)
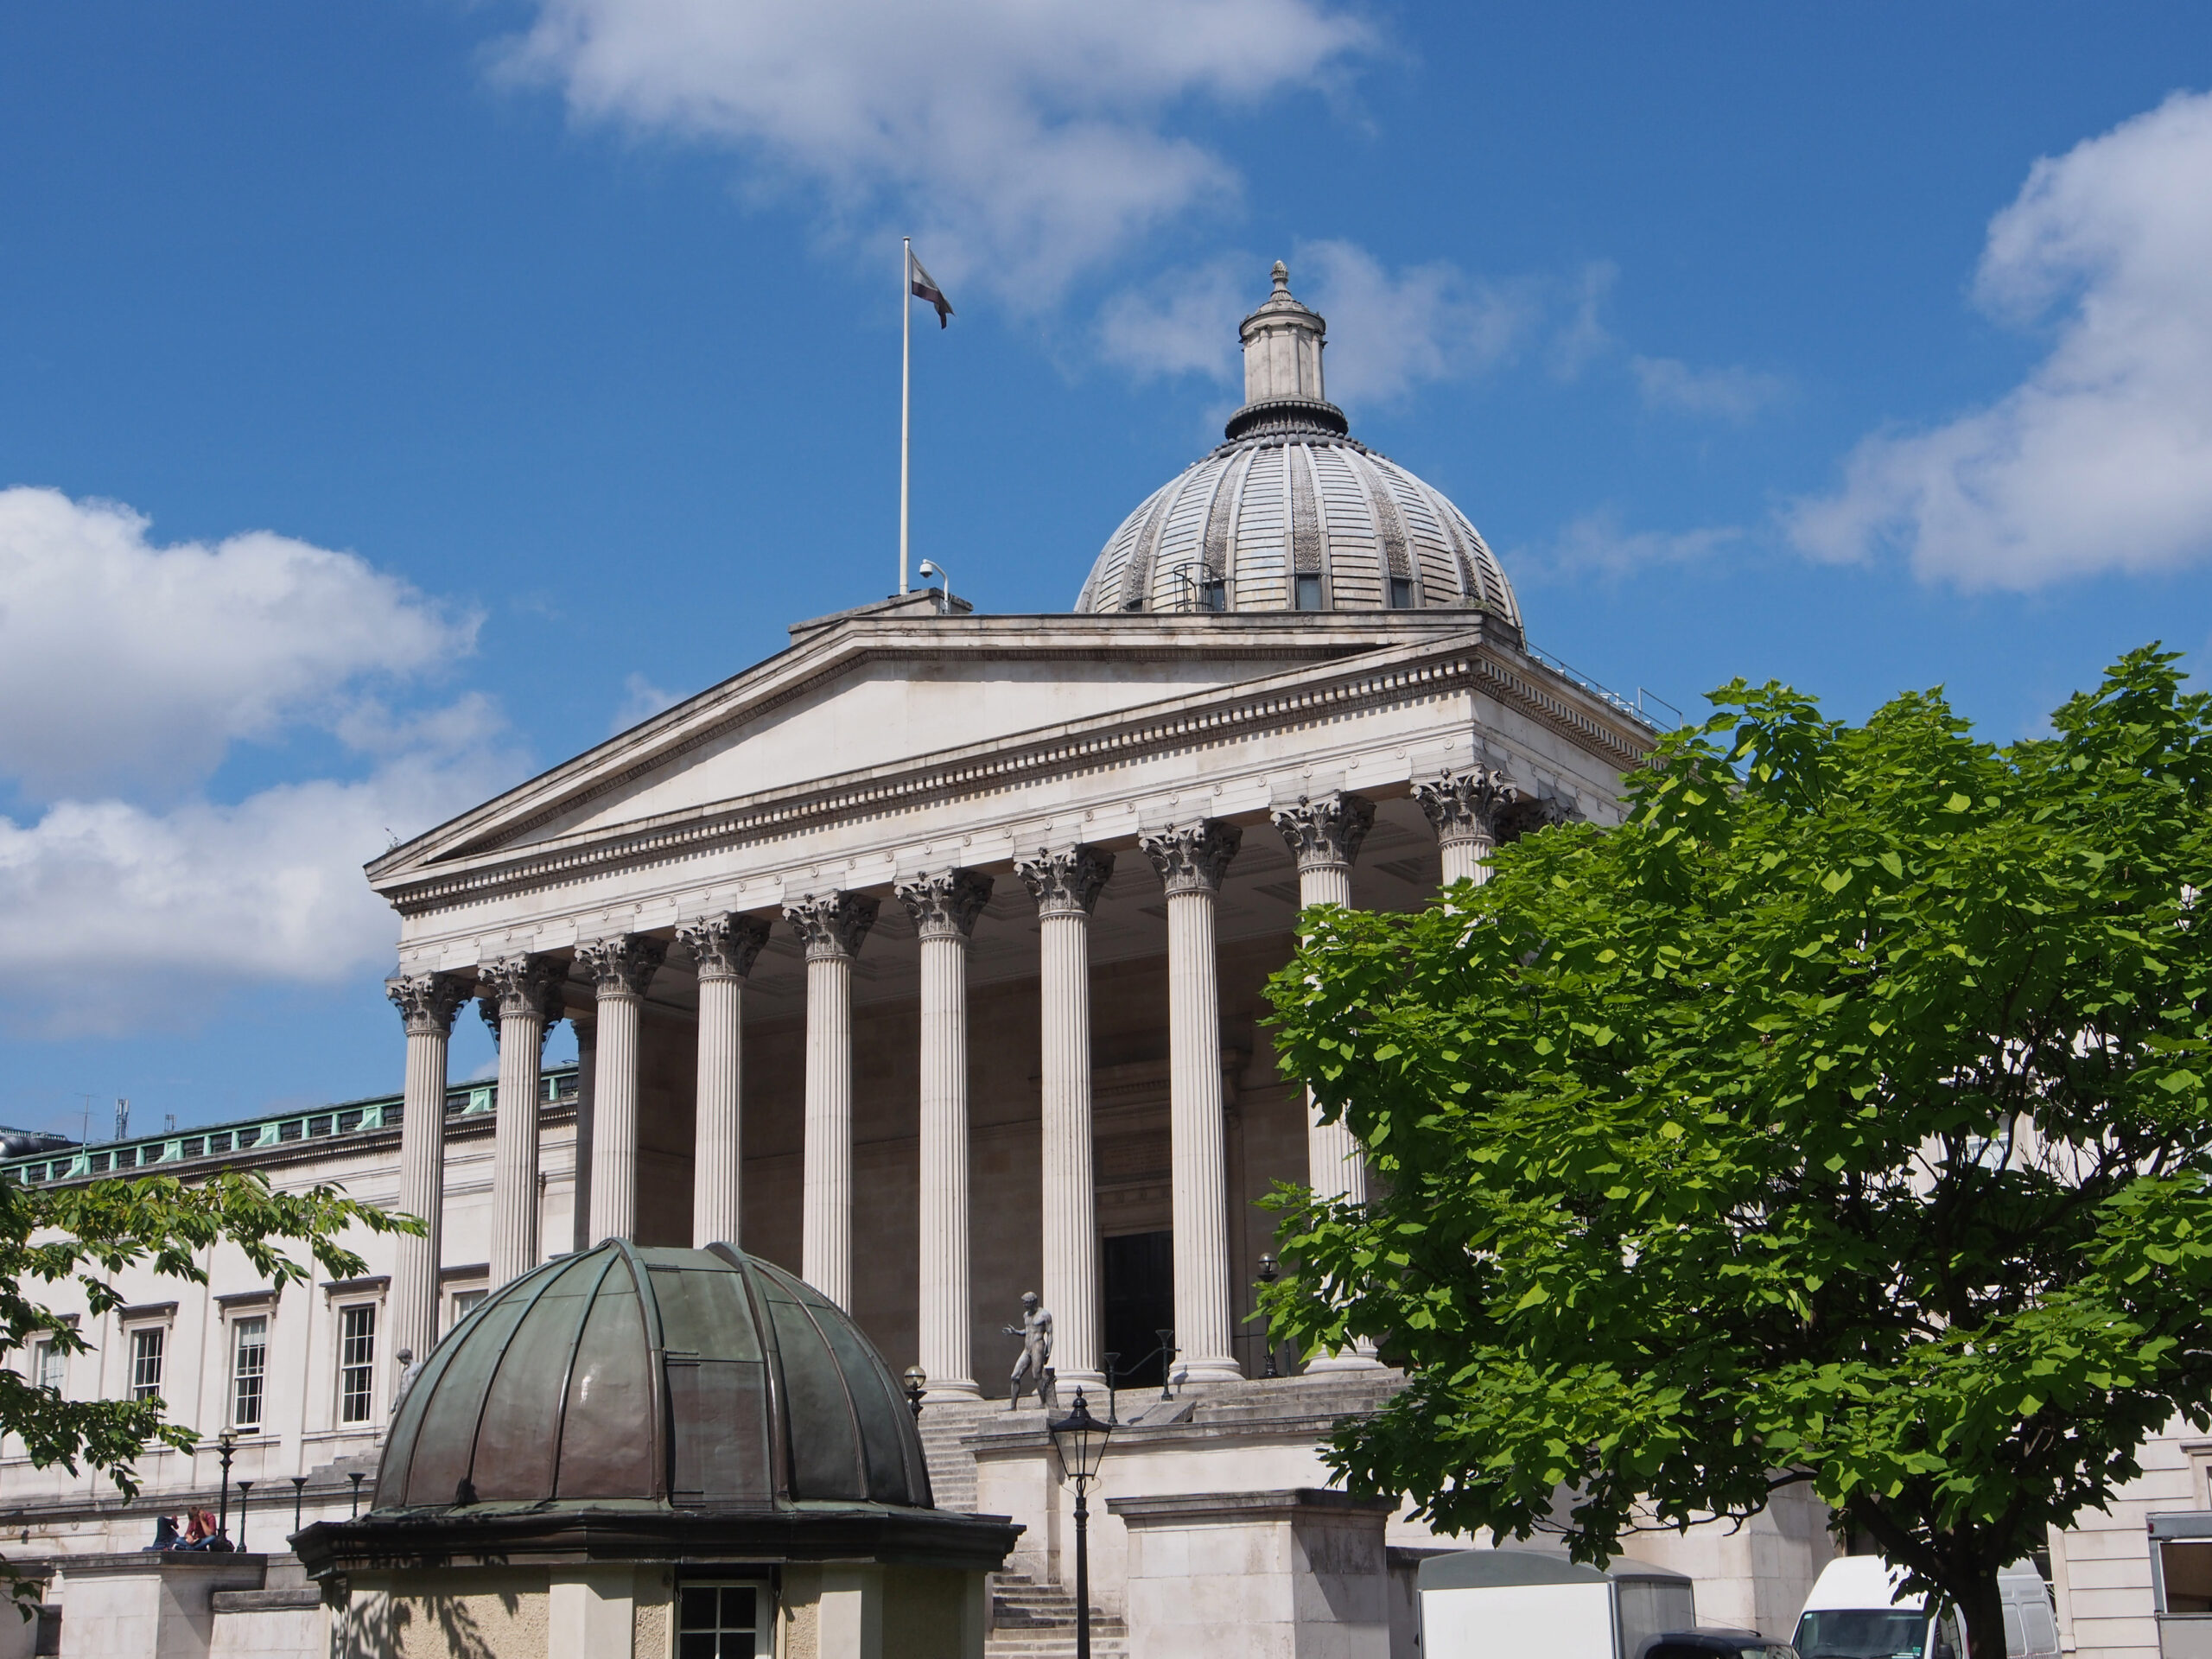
(1155, 1327, 1177, 1401)
(235, 1481, 252, 1553)
(1046, 1389, 1114, 1659)
(902, 1365, 928, 1419)
(214, 1429, 237, 1542)
(1101, 1352, 1121, 1424)
(1256, 1253, 1281, 1377)
(290, 1475, 307, 1536)
(347, 1471, 365, 1517)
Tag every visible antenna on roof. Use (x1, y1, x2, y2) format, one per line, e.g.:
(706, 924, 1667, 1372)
(115, 1098, 130, 1141)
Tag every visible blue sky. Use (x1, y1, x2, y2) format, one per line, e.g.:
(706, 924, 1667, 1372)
(3, 3, 2209, 1134)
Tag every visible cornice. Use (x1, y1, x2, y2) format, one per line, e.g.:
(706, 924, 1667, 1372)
(381, 636, 1649, 921)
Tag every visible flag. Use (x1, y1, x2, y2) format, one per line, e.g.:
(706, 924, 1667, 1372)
(909, 251, 954, 328)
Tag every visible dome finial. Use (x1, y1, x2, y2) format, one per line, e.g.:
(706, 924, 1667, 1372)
(1271, 258, 1290, 293)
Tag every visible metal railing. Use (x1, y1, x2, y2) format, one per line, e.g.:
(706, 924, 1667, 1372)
(1, 1067, 580, 1189)
(1522, 642, 1681, 732)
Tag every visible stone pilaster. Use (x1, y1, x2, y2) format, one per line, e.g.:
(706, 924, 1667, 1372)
(477, 955, 565, 1288)
(897, 868, 993, 1399)
(1271, 792, 1384, 1372)
(1417, 765, 1516, 887)
(678, 914, 771, 1249)
(385, 970, 468, 1382)
(574, 934, 667, 1246)
(569, 1011, 595, 1255)
(783, 891, 880, 1309)
(1140, 818, 1243, 1382)
(1015, 844, 1114, 1387)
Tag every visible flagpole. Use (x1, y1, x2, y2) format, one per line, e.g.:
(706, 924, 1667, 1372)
(899, 236, 912, 596)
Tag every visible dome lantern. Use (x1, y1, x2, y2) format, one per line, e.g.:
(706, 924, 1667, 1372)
(1075, 261, 1519, 624)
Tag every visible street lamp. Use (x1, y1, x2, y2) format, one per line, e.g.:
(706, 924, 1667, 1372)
(290, 1475, 307, 1536)
(1256, 1253, 1281, 1377)
(902, 1365, 928, 1419)
(347, 1471, 365, 1517)
(215, 1429, 238, 1543)
(235, 1481, 252, 1554)
(1046, 1389, 1114, 1659)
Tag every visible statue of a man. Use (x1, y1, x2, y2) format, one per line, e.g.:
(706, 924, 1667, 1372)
(1003, 1292, 1055, 1410)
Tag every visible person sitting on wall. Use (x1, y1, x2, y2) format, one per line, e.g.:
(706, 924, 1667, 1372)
(174, 1509, 232, 1552)
(143, 1514, 180, 1550)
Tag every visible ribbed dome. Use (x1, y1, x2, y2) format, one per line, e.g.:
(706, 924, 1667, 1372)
(376, 1240, 932, 1514)
(1075, 261, 1520, 624)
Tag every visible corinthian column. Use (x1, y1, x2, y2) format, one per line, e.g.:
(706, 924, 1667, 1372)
(478, 955, 564, 1288)
(386, 971, 468, 1377)
(783, 891, 879, 1309)
(575, 934, 667, 1246)
(897, 868, 993, 1400)
(1271, 792, 1384, 1371)
(1141, 817, 1243, 1382)
(1015, 844, 1114, 1388)
(1417, 766, 1516, 887)
(678, 913, 770, 1249)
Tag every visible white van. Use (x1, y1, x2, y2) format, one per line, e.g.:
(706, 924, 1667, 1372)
(1793, 1557, 2059, 1659)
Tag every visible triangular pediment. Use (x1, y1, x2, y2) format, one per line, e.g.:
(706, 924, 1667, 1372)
(367, 609, 1497, 891)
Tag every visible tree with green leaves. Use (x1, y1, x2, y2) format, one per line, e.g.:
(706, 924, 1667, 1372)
(0, 1166, 418, 1603)
(1262, 646, 2212, 1659)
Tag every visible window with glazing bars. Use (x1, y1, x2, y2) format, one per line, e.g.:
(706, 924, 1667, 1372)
(231, 1316, 268, 1427)
(32, 1338, 64, 1394)
(678, 1583, 766, 1659)
(339, 1304, 377, 1423)
(129, 1326, 164, 1402)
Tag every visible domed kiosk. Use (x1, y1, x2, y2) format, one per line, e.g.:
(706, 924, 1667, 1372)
(298, 1241, 1018, 1659)
(1077, 261, 1521, 625)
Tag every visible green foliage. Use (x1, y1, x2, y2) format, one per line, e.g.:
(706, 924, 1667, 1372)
(0, 1166, 419, 1603)
(1263, 647, 2212, 1656)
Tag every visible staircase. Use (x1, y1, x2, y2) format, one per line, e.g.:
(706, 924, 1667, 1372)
(987, 1571, 1128, 1659)
(915, 1396, 991, 1513)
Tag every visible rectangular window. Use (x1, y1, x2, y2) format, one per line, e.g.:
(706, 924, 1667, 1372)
(32, 1338, 64, 1395)
(449, 1287, 488, 1329)
(339, 1304, 377, 1424)
(1294, 572, 1324, 611)
(231, 1316, 268, 1428)
(678, 1583, 766, 1659)
(129, 1326, 165, 1402)
(1388, 575, 1414, 609)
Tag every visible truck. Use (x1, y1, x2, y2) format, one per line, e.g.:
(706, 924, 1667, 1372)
(1792, 1556, 2059, 1659)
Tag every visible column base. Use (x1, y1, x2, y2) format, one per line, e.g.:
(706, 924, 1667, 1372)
(923, 1380, 982, 1403)
(1052, 1369, 1106, 1392)
(1175, 1357, 1244, 1384)
(1303, 1351, 1388, 1374)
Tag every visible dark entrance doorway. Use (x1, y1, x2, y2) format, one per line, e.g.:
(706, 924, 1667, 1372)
(1101, 1230, 1175, 1389)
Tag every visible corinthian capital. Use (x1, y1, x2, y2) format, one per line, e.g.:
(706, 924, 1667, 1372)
(1416, 766, 1516, 849)
(896, 869, 994, 943)
(387, 971, 470, 1038)
(1141, 818, 1243, 897)
(476, 954, 565, 1042)
(575, 933, 668, 1000)
(1269, 792, 1376, 874)
(783, 891, 880, 963)
(677, 913, 771, 982)
(1015, 844, 1114, 918)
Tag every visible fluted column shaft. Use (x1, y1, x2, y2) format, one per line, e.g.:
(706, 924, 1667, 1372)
(388, 972, 467, 1375)
(480, 956, 563, 1289)
(1020, 846, 1114, 1388)
(578, 935, 666, 1246)
(682, 914, 769, 1249)
(1273, 792, 1383, 1372)
(899, 869, 992, 1399)
(569, 1014, 595, 1255)
(785, 892, 879, 1309)
(1143, 819, 1243, 1383)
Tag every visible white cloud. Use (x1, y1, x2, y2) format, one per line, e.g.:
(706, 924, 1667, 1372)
(611, 671, 681, 734)
(0, 487, 476, 800)
(1096, 242, 1537, 407)
(1548, 260, 1616, 381)
(1520, 508, 1743, 582)
(495, 0, 1373, 305)
(0, 488, 516, 1035)
(1631, 355, 1789, 421)
(1788, 90, 2212, 589)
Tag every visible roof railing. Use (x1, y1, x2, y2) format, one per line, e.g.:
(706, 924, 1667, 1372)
(0, 1067, 581, 1189)
(1522, 642, 1680, 732)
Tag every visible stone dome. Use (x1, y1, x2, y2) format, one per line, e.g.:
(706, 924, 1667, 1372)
(1076, 261, 1520, 624)
(375, 1240, 932, 1514)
